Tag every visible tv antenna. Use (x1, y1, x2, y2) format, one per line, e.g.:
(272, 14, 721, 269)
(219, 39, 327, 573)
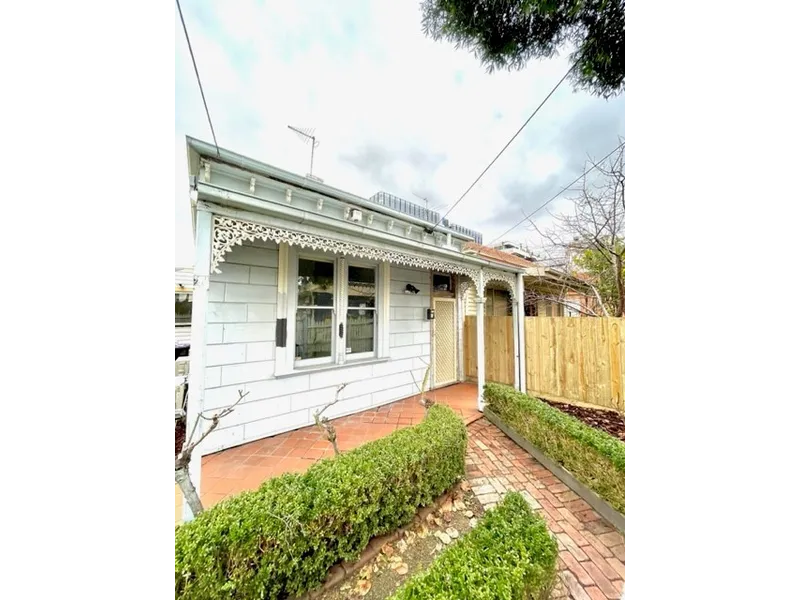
(287, 125, 320, 177)
(412, 192, 445, 214)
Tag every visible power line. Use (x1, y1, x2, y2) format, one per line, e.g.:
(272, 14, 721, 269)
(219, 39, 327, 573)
(430, 63, 577, 232)
(487, 141, 625, 246)
(176, 0, 220, 157)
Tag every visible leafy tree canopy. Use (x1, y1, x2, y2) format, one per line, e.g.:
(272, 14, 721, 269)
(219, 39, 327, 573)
(573, 239, 625, 316)
(421, 0, 625, 98)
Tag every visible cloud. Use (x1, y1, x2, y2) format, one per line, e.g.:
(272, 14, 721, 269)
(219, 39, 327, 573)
(175, 0, 624, 266)
(339, 144, 447, 195)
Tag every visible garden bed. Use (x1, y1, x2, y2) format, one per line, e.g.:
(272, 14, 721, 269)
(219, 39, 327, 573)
(314, 484, 484, 600)
(539, 398, 625, 441)
(484, 383, 625, 521)
(175, 404, 468, 600)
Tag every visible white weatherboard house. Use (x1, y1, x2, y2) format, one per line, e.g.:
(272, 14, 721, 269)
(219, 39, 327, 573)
(183, 137, 529, 469)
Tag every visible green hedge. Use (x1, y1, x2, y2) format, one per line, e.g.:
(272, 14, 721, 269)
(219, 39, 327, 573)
(390, 492, 558, 600)
(484, 383, 625, 513)
(175, 404, 467, 600)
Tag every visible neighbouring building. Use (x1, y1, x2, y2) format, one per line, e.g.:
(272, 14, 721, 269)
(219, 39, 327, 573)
(472, 242, 600, 317)
(176, 267, 193, 358)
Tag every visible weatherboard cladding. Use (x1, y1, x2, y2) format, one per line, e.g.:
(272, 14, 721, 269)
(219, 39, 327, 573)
(200, 239, 430, 454)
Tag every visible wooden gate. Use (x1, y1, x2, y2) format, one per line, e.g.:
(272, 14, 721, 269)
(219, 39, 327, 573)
(463, 315, 515, 385)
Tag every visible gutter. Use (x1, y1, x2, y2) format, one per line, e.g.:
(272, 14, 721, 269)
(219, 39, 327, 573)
(187, 136, 475, 242)
(196, 185, 526, 274)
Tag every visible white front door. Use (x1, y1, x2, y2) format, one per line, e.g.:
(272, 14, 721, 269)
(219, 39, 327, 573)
(432, 298, 457, 387)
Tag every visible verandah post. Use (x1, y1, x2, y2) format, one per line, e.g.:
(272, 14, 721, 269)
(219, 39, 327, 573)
(476, 270, 486, 411)
(516, 272, 527, 394)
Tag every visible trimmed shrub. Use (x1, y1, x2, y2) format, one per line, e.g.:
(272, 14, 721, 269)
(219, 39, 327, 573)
(390, 492, 558, 600)
(175, 404, 467, 600)
(484, 383, 625, 513)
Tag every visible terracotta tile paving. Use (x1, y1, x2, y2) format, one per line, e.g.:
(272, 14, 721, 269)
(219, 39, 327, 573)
(467, 418, 625, 600)
(176, 383, 480, 520)
(177, 384, 625, 599)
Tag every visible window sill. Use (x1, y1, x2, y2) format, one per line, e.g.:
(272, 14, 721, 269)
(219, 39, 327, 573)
(274, 356, 390, 379)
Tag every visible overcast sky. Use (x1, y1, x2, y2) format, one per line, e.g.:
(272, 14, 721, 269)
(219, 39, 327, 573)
(175, 0, 625, 267)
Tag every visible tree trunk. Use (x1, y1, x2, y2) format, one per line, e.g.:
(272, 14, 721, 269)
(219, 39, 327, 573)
(175, 465, 204, 518)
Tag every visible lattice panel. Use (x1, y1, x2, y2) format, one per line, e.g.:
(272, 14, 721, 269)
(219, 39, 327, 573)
(434, 300, 457, 386)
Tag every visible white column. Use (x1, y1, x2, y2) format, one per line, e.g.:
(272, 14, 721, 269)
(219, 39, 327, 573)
(183, 208, 213, 522)
(456, 279, 465, 382)
(516, 272, 527, 394)
(512, 300, 520, 390)
(476, 271, 486, 411)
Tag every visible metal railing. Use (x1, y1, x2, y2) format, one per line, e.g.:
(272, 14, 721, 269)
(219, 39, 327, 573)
(367, 191, 483, 244)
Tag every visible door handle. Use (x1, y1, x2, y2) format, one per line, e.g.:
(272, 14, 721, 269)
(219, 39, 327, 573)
(338, 323, 344, 338)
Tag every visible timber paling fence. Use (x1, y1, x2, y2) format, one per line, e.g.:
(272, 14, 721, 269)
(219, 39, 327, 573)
(464, 316, 625, 412)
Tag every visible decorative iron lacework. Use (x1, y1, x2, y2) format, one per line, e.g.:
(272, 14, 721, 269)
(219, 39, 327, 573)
(458, 279, 476, 298)
(484, 269, 518, 302)
(211, 216, 485, 283)
(457, 272, 516, 301)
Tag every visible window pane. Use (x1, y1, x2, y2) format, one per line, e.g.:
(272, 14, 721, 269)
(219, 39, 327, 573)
(347, 265, 376, 308)
(295, 308, 333, 359)
(346, 309, 374, 354)
(298, 259, 335, 307)
(175, 293, 192, 324)
(433, 273, 452, 292)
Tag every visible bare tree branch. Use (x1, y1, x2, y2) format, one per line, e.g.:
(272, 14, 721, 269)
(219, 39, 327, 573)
(176, 388, 249, 518)
(180, 390, 249, 460)
(313, 383, 347, 455)
(523, 143, 625, 317)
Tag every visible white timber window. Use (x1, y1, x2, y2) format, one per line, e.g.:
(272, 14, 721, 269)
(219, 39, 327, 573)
(345, 263, 377, 359)
(295, 257, 336, 365)
(286, 250, 385, 370)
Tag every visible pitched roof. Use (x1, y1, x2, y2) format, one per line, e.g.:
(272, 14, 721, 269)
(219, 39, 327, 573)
(462, 242, 535, 268)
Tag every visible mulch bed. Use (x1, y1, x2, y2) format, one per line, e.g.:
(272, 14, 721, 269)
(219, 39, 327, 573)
(316, 484, 484, 600)
(539, 398, 625, 441)
(175, 417, 186, 458)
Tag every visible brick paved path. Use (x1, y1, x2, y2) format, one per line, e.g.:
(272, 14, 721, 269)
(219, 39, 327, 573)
(178, 386, 625, 599)
(467, 418, 625, 600)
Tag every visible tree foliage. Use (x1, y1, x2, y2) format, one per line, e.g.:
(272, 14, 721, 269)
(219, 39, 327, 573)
(573, 240, 624, 317)
(421, 0, 625, 98)
(526, 142, 625, 317)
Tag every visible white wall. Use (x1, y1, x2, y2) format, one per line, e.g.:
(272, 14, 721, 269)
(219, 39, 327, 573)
(200, 240, 431, 454)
